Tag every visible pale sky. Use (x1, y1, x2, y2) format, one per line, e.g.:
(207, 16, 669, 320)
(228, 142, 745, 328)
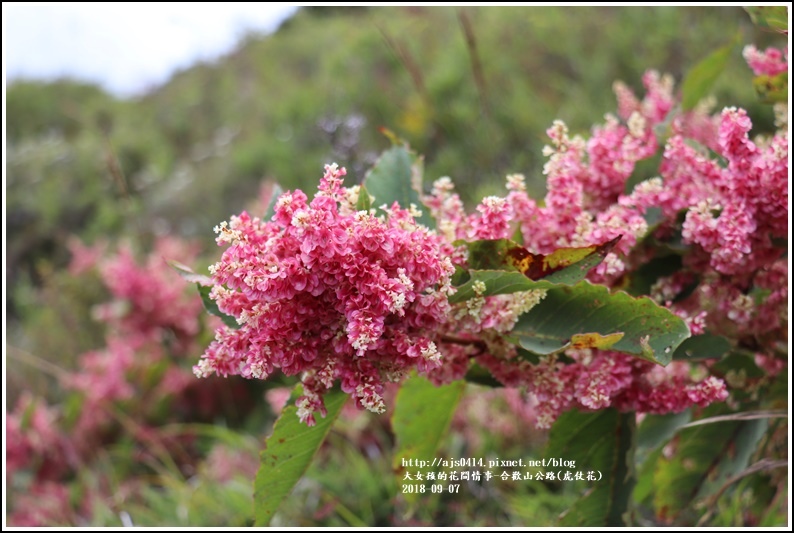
(3, 3, 299, 97)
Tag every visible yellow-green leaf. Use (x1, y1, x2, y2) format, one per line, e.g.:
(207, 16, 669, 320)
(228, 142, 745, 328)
(753, 72, 788, 104)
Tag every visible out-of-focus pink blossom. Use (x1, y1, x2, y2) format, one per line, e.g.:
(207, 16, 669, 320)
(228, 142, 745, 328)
(6, 393, 72, 482)
(743, 45, 788, 76)
(7, 481, 76, 527)
(67, 237, 108, 276)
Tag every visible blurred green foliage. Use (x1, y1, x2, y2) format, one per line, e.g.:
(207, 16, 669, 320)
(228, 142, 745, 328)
(6, 8, 774, 317)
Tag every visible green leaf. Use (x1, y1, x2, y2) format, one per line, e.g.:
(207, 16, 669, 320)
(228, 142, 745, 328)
(449, 269, 550, 303)
(621, 254, 682, 297)
(167, 260, 239, 328)
(549, 409, 636, 526)
(198, 284, 240, 329)
(680, 33, 741, 111)
(677, 409, 787, 428)
(633, 445, 663, 506)
(363, 144, 433, 227)
(515, 345, 541, 364)
(512, 282, 690, 365)
(711, 352, 765, 379)
(392, 374, 465, 504)
(625, 154, 664, 195)
(651, 106, 679, 142)
(673, 332, 732, 360)
(651, 404, 767, 523)
(464, 364, 504, 387)
(263, 183, 284, 221)
(356, 183, 372, 211)
(637, 411, 692, 452)
(62, 392, 84, 430)
(753, 72, 788, 104)
(744, 6, 788, 32)
(641, 205, 664, 229)
(450, 265, 471, 287)
(254, 386, 347, 526)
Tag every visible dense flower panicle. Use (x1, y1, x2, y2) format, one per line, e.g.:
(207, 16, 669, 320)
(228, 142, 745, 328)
(667, 108, 789, 277)
(196, 164, 455, 424)
(616, 70, 722, 149)
(583, 113, 658, 211)
(638, 70, 676, 124)
(16, 53, 787, 526)
(422, 176, 471, 243)
(614, 71, 676, 128)
(470, 196, 514, 240)
(482, 115, 655, 283)
(476, 351, 729, 430)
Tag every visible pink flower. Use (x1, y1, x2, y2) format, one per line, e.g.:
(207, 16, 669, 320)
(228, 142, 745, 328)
(196, 164, 455, 424)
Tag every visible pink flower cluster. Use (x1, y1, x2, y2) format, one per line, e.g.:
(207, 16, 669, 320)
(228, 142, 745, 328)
(418, 68, 786, 428)
(195, 164, 455, 424)
(472, 351, 728, 430)
(662, 106, 788, 276)
(197, 66, 786, 429)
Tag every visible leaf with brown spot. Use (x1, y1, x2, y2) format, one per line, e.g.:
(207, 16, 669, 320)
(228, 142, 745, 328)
(506, 235, 622, 281)
(753, 72, 788, 104)
(451, 237, 622, 303)
(512, 281, 689, 365)
(460, 236, 621, 280)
